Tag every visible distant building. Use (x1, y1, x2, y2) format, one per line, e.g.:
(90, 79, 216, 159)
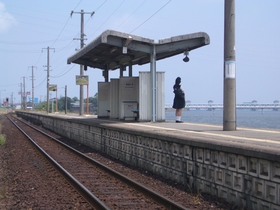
(26, 101, 33, 110)
(273, 100, 279, 111)
(70, 101, 95, 114)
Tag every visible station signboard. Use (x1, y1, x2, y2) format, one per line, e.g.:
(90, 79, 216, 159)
(49, 84, 57, 91)
(76, 75, 89, 85)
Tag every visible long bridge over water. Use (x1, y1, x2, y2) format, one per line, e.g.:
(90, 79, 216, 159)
(166, 103, 280, 111)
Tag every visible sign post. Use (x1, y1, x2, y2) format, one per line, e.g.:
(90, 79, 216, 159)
(76, 76, 89, 114)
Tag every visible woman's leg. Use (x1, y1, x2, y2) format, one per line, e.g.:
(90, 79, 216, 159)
(175, 108, 182, 116)
(175, 108, 183, 122)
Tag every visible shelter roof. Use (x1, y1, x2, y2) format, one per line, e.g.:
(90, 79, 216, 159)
(67, 30, 210, 70)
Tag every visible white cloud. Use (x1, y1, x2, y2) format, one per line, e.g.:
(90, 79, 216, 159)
(0, 2, 17, 32)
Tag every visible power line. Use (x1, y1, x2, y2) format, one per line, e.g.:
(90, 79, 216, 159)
(114, 0, 148, 30)
(84, 0, 108, 26)
(34, 77, 46, 88)
(130, 0, 172, 34)
(35, 51, 43, 66)
(49, 0, 86, 47)
(0, 37, 72, 45)
(50, 65, 76, 78)
(0, 48, 40, 53)
(87, 0, 125, 41)
(45, 0, 86, 57)
(73, 0, 84, 11)
(49, 19, 73, 47)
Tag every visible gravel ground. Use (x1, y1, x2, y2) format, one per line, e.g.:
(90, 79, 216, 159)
(0, 114, 241, 209)
(0, 114, 93, 209)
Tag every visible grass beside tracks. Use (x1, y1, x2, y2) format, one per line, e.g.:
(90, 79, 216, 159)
(0, 124, 6, 145)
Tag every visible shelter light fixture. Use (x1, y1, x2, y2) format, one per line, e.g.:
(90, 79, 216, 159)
(123, 36, 133, 54)
(124, 36, 133, 46)
(183, 50, 190, 62)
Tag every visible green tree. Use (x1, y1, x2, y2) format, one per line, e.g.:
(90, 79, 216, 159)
(87, 93, 98, 107)
(34, 94, 98, 113)
(58, 97, 72, 111)
(72, 97, 79, 102)
(85, 93, 98, 113)
(35, 101, 47, 111)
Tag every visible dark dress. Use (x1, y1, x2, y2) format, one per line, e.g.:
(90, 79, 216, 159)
(172, 85, 185, 109)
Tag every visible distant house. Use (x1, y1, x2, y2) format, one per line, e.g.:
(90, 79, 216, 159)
(70, 101, 95, 114)
(70, 101, 80, 113)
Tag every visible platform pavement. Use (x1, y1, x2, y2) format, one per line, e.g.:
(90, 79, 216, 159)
(47, 112, 280, 156)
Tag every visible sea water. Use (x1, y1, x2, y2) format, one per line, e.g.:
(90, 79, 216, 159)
(165, 109, 280, 130)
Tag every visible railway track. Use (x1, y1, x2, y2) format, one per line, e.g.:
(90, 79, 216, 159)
(7, 114, 188, 210)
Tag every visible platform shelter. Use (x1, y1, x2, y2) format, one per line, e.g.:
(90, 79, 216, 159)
(67, 30, 210, 121)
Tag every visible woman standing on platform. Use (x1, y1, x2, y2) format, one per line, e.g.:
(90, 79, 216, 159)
(172, 77, 185, 123)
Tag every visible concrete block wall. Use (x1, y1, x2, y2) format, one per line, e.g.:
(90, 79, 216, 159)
(16, 111, 280, 210)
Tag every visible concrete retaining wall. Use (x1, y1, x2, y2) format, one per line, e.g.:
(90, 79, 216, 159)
(16, 111, 280, 210)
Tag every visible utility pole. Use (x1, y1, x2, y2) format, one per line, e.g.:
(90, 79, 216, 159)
(20, 83, 22, 109)
(11, 92, 13, 109)
(23, 77, 26, 110)
(65, 85, 67, 114)
(71, 9, 94, 115)
(0, 89, 5, 107)
(29, 66, 37, 111)
(42, 47, 55, 114)
(223, 0, 236, 131)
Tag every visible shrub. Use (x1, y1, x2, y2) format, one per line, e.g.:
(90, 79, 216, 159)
(0, 134, 5, 145)
(0, 124, 5, 145)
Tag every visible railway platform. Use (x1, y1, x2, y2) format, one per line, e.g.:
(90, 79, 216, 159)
(48, 112, 280, 156)
(15, 111, 280, 209)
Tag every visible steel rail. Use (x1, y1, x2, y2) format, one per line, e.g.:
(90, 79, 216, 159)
(8, 114, 189, 210)
(7, 114, 110, 210)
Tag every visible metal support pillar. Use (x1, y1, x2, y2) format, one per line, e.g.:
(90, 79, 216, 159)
(65, 85, 67, 114)
(103, 69, 109, 82)
(79, 64, 84, 115)
(120, 65, 125, 78)
(150, 44, 156, 122)
(129, 62, 133, 77)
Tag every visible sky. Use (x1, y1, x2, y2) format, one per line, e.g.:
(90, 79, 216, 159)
(0, 0, 279, 105)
